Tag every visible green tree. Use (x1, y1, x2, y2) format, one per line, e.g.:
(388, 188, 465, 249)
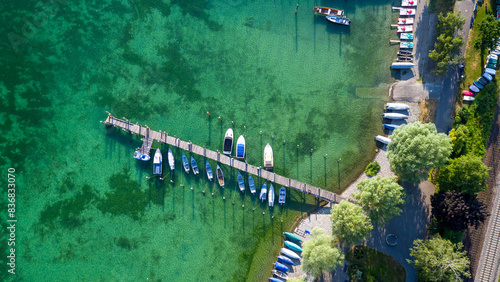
(431, 191, 487, 231)
(330, 200, 373, 245)
(429, 12, 465, 75)
(437, 154, 489, 195)
(387, 122, 452, 183)
(302, 227, 344, 278)
(353, 176, 406, 224)
(474, 15, 500, 51)
(408, 236, 470, 281)
(449, 125, 468, 157)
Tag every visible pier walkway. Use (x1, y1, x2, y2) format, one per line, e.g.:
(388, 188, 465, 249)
(103, 113, 344, 203)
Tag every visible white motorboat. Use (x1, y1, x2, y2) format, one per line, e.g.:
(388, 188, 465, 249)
(153, 148, 162, 176)
(264, 143, 274, 170)
(223, 128, 233, 155)
(168, 148, 175, 170)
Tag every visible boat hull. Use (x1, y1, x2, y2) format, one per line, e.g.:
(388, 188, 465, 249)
(236, 135, 245, 160)
(248, 175, 256, 194)
(274, 262, 289, 272)
(281, 248, 301, 260)
(376, 135, 392, 145)
(285, 240, 303, 252)
(326, 15, 351, 26)
(168, 148, 175, 170)
(191, 156, 199, 175)
(397, 25, 413, 33)
(313, 6, 344, 16)
(397, 18, 414, 25)
(386, 103, 410, 110)
(153, 148, 163, 176)
(391, 62, 415, 69)
(383, 124, 401, 130)
(182, 154, 190, 174)
(284, 232, 303, 242)
(237, 171, 245, 193)
(268, 184, 275, 207)
(383, 113, 409, 119)
(217, 165, 224, 187)
(206, 160, 213, 181)
(223, 128, 233, 155)
(260, 183, 267, 201)
(279, 187, 286, 204)
(278, 255, 295, 265)
(264, 143, 274, 170)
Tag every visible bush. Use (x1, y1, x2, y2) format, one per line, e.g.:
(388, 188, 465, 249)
(365, 161, 381, 176)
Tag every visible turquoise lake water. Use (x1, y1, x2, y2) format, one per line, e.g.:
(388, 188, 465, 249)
(1, 0, 397, 280)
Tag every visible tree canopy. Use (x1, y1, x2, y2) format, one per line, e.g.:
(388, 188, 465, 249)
(301, 227, 344, 278)
(474, 14, 500, 51)
(431, 191, 488, 231)
(449, 124, 468, 157)
(437, 154, 489, 195)
(330, 200, 373, 246)
(387, 122, 452, 183)
(353, 176, 406, 224)
(408, 236, 470, 281)
(429, 12, 465, 75)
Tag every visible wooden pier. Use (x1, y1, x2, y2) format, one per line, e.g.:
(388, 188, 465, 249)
(103, 113, 344, 203)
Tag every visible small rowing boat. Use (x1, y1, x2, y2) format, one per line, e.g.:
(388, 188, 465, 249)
(400, 33, 414, 40)
(376, 135, 392, 145)
(223, 128, 233, 155)
(168, 148, 175, 170)
(326, 15, 351, 26)
(397, 25, 413, 33)
(397, 50, 413, 56)
(274, 262, 289, 272)
(237, 171, 245, 193)
(206, 160, 213, 181)
(313, 6, 344, 16)
(382, 113, 409, 119)
(281, 248, 301, 260)
(272, 270, 289, 280)
(277, 255, 295, 265)
(386, 103, 410, 110)
(469, 84, 480, 93)
(485, 68, 496, 76)
(285, 240, 303, 252)
(397, 56, 413, 62)
(463, 96, 475, 102)
(216, 165, 224, 187)
(483, 73, 493, 82)
(191, 156, 199, 175)
(236, 135, 245, 160)
(462, 90, 474, 96)
(264, 143, 274, 170)
(182, 153, 190, 174)
(279, 187, 286, 204)
(248, 175, 256, 194)
(398, 18, 414, 25)
(383, 124, 401, 130)
(153, 148, 163, 176)
(260, 182, 267, 201)
(284, 232, 303, 242)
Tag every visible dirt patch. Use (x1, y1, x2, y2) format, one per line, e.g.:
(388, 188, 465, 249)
(418, 99, 439, 123)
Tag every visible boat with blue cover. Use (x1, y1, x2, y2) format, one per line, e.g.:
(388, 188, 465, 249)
(281, 248, 301, 260)
(236, 135, 245, 160)
(285, 240, 303, 252)
(473, 80, 484, 89)
(279, 187, 286, 204)
(260, 183, 267, 201)
(274, 262, 289, 272)
(168, 148, 175, 170)
(248, 175, 256, 194)
(237, 171, 245, 193)
(182, 153, 190, 173)
(278, 255, 294, 265)
(284, 232, 303, 242)
(478, 76, 489, 86)
(383, 124, 401, 130)
(206, 160, 213, 181)
(469, 84, 480, 93)
(191, 156, 199, 175)
(269, 278, 282, 282)
(483, 73, 493, 82)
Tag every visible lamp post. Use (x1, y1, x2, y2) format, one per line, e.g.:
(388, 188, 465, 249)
(337, 158, 342, 191)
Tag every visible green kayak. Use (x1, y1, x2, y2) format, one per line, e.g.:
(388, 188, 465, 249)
(284, 232, 303, 242)
(285, 240, 303, 252)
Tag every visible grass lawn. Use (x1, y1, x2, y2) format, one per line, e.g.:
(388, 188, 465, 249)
(430, 0, 455, 13)
(346, 245, 406, 282)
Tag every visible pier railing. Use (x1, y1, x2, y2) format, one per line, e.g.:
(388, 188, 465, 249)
(102, 112, 343, 203)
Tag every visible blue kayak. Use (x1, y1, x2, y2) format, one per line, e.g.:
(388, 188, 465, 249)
(269, 278, 282, 282)
(274, 262, 289, 272)
(278, 255, 294, 265)
(383, 124, 400, 130)
(285, 240, 303, 252)
(483, 73, 493, 82)
(473, 80, 484, 89)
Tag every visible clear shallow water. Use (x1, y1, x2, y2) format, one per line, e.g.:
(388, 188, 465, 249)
(1, 0, 397, 280)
